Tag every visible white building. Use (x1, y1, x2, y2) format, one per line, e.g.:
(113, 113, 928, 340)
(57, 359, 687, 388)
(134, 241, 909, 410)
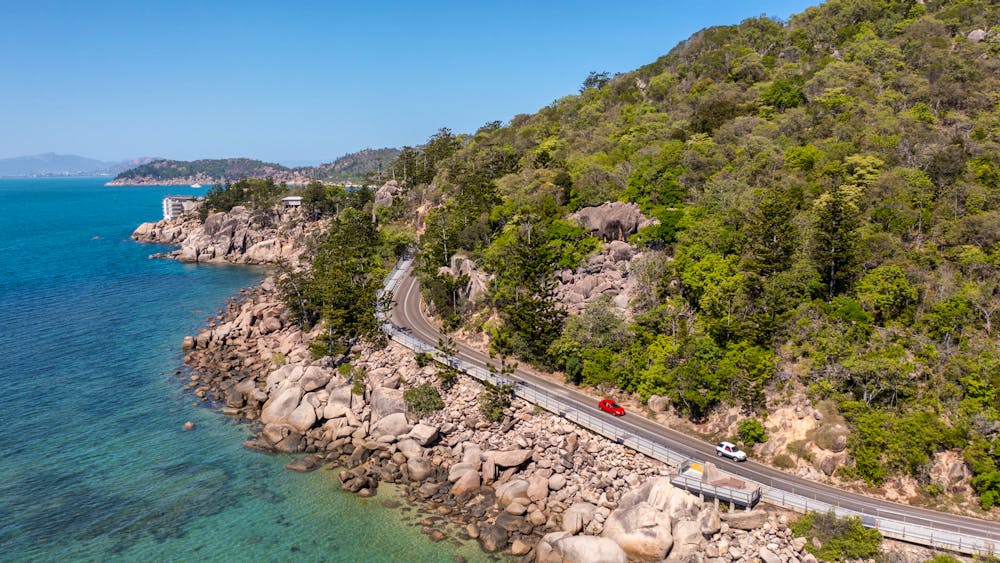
(282, 196, 303, 208)
(162, 196, 200, 220)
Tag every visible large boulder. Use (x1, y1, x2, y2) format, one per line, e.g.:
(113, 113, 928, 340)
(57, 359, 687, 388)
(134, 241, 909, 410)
(287, 401, 318, 432)
(260, 386, 303, 425)
(299, 366, 332, 392)
(527, 473, 550, 502)
(601, 502, 674, 562)
(407, 424, 439, 447)
(697, 506, 721, 537)
(370, 386, 405, 420)
(373, 180, 403, 210)
(260, 423, 304, 453)
(968, 28, 987, 42)
(406, 457, 432, 481)
(537, 532, 628, 563)
(670, 520, 704, 560)
(568, 202, 654, 242)
(448, 461, 479, 483)
(618, 477, 676, 512)
(561, 502, 597, 534)
(450, 466, 481, 496)
(495, 479, 530, 508)
(647, 394, 667, 412)
(549, 474, 568, 491)
(326, 384, 353, 410)
(720, 509, 768, 530)
(440, 254, 491, 303)
(486, 448, 533, 468)
(477, 523, 508, 553)
(395, 438, 424, 460)
(372, 412, 411, 437)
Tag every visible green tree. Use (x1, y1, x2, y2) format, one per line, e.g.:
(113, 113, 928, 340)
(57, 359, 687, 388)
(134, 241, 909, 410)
(855, 265, 918, 324)
(581, 71, 611, 92)
(719, 341, 776, 410)
(743, 187, 799, 276)
(479, 381, 515, 422)
(285, 208, 387, 358)
(737, 418, 768, 446)
(487, 221, 566, 365)
(812, 187, 861, 298)
(760, 77, 806, 110)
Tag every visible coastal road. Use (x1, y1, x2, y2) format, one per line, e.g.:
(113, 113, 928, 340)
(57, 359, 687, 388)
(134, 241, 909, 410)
(389, 265, 1000, 553)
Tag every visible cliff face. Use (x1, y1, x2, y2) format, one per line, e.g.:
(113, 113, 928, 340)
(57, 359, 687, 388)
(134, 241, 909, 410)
(132, 205, 323, 265)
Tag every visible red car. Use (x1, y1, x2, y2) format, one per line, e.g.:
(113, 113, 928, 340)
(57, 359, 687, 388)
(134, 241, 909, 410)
(598, 398, 625, 416)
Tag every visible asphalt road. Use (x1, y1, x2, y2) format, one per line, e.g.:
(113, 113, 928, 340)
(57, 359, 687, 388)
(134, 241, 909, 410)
(390, 267, 1000, 547)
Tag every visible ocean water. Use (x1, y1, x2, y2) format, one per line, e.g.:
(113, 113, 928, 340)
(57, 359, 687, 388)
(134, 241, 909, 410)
(0, 178, 485, 562)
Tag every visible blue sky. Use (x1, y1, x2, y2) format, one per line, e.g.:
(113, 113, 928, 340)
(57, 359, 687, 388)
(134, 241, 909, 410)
(0, 1, 819, 165)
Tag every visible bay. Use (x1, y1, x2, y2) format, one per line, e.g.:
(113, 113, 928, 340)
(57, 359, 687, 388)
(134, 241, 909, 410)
(0, 178, 483, 562)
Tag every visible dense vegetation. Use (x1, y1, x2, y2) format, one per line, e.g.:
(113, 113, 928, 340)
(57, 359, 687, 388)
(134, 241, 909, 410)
(790, 511, 883, 560)
(279, 206, 391, 358)
(370, 0, 1000, 508)
(201, 178, 286, 220)
(116, 158, 292, 182)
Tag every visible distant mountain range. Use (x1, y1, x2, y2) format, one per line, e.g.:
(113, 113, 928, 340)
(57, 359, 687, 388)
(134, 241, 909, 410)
(108, 148, 401, 186)
(0, 153, 158, 178)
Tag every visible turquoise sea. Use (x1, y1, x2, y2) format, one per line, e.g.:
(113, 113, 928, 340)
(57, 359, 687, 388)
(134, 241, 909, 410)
(0, 178, 484, 562)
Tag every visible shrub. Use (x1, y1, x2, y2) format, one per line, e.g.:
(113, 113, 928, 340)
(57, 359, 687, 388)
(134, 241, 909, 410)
(479, 382, 515, 422)
(787, 439, 813, 462)
(738, 418, 769, 447)
(773, 454, 796, 469)
(437, 367, 458, 390)
(415, 352, 433, 367)
(789, 511, 882, 561)
(347, 366, 366, 396)
(404, 384, 445, 418)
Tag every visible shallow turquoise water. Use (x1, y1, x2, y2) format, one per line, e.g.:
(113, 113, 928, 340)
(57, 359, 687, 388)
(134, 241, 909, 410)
(0, 178, 484, 562)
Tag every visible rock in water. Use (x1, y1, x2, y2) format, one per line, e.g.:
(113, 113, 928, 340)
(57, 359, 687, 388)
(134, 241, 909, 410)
(183, 421, 196, 431)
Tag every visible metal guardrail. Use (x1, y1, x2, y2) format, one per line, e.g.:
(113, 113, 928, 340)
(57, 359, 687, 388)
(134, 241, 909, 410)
(670, 474, 761, 508)
(379, 256, 1000, 556)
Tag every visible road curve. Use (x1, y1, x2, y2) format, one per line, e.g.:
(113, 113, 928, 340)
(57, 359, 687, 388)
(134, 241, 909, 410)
(390, 266, 1000, 549)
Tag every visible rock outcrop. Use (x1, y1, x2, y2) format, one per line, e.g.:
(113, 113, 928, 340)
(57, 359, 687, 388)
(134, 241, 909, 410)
(568, 202, 656, 242)
(555, 240, 660, 316)
(132, 205, 320, 265)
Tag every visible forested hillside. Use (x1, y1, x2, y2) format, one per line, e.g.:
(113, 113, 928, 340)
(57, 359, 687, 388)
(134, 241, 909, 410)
(311, 147, 400, 184)
(110, 158, 305, 185)
(372, 0, 1000, 510)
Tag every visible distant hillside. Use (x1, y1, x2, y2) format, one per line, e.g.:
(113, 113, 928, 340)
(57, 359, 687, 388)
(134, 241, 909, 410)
(0, 153, 154, 177)
(108, 158, 306, 186)
(309, 147, 400, 184)
(109, 148, 402, 186)
(102, 157, 158, 176)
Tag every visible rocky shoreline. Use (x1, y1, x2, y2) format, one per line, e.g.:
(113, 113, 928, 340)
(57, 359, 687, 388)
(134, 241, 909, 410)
(180, 283, 828, 562)
(133, 205, 321, 264)
(137, 202, 949, 562)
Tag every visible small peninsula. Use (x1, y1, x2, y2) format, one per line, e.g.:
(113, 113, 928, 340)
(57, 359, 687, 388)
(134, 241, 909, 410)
(108, 148, 400, 186)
